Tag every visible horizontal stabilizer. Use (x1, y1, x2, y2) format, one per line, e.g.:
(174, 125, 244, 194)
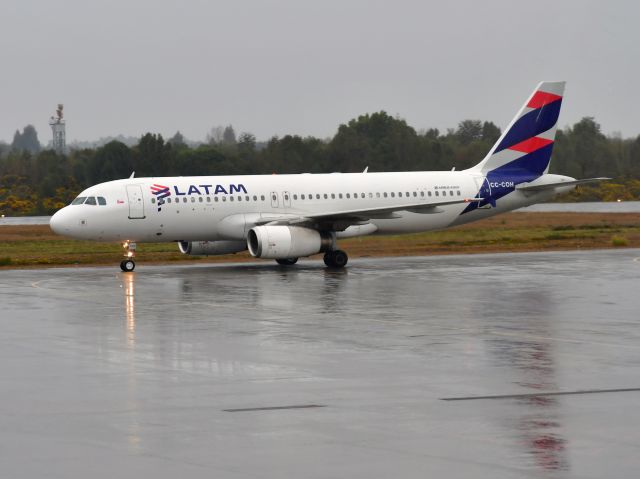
(516, 177, 610, 192)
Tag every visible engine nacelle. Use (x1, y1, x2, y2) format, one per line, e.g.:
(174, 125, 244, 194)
(247, 226, 334, 259)
(178, 240, 247, 256)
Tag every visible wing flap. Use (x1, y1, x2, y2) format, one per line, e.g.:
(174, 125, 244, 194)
(252, 198, 481, 229)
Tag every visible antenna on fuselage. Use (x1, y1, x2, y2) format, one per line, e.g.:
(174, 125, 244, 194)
(363, 166, 369, 173)
(129, 171, 135, 178)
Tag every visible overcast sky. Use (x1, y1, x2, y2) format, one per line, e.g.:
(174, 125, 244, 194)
(1, 0, 638, 144)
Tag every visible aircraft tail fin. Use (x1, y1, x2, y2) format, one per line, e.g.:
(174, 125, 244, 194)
(470, 81, 565, 177)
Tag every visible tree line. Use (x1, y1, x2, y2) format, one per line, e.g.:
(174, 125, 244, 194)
(1, 113, 639, 215)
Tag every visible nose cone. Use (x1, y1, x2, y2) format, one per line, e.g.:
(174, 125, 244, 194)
(50, 208, 70, 236)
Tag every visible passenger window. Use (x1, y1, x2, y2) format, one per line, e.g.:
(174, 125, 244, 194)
(214, 197, 219, 202)
(293, 194, 298, 200)
(346, 193, 350, 199)
(331, 193, 335, 199)
(369, 193, 373, 198)
(301, 194, 305, 200)
(85, 197, 97, 205)
(353, 192, 357, 198)
(207, 196, 211, 202)
(413, 192, 417, 197)
(238, 196, 242, 201)
(284, 194, 289, 201)
(420, 191, 424, 197)
(361, 193, 365, 198)
(457, 190, 461, 196)
(168, 198, 172, 203)
(376, 192, 380, 198)
(151, 198, 156, 204)
(191, 197, 196, 202)
(339, 193, 343, 199)
(261, 195, 265, 201)
(253, 195, 257, 201)
(450, 191, 454, 196)
(406, 192, 410, 197)
(383, 192, 388, 198)
(428, 191, 432, 197)
(183, 197, 187, 203)
(323, 194, 328, 199)
(246, 195, 250, 201)
(316, 194, 320, 199)
(71, 197, 87, 205)
(199, 197, 203, 202)
(435, 191, 439, 196)
(230, 196, 234, 201)
(391, 192, 395, 198)
(272, 194, 277, 201)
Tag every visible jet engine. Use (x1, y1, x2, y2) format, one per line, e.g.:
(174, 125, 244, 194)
(178, 240, 247, 256)
(247, 226, 334, 259)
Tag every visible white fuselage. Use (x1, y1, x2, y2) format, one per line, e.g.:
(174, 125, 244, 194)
(49, 170, 565, 244)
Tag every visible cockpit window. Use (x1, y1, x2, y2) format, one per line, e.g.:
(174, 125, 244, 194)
(85, 197, 97, 205)
(71, 197, 87, 205)
(97, 197, 106, 205)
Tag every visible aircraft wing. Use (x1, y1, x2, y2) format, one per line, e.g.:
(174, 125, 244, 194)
(516, 177, 610, 192)
(254, 197, 481, 230)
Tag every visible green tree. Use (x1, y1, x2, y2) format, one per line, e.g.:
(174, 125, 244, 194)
(11, 125, 41, 153)
(168, 131, 186, 147)
(222, 125, 237, 145)
(455, 120, 483, 145)
(481, 121, 501, 143)
(88, 141, 133, 183)
(329, 111, 421, 171)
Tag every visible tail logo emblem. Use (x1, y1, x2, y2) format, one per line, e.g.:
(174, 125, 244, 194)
(150, 184, 171, 211)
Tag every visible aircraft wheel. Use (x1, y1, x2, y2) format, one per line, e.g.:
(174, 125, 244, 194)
(120, 259, 135, 272)
(324, 250, 348, 268)
(276, 257, 298, 266)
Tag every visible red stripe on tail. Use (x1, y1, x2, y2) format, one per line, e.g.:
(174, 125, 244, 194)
(508, 136, 554, 153)
(527, 91, 562, 109)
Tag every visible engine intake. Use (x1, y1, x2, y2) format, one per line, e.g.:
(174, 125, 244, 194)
(247, 226, 334, 259)
(178, 240, 247, 256)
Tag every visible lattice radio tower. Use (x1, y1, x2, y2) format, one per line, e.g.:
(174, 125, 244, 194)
(49, 104, 66, 154)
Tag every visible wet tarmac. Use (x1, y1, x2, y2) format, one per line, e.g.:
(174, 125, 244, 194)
(1, 250, 640, 478)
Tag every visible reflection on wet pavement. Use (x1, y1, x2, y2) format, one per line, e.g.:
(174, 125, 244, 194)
(1, 249, 640, 478)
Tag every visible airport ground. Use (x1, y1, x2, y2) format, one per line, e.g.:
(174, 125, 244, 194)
(1, 212, 639, 268)
(1, 250, 639, 478)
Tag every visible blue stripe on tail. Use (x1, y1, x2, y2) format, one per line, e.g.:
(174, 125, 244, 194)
(494, 99, 562, 152)
(461, 143, 555, 214)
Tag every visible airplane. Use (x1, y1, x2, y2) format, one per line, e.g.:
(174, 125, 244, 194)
(50, 81, 607, 272)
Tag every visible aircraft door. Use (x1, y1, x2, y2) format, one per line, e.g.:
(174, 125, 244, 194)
(270, 191, 279, 208)
(126, 185, 146, 219)
(282, 191, 291, 208)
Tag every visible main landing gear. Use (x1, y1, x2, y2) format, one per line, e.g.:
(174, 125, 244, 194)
(273, 250, 349, 268)
(324, 249, 348, 268)
(276, 258, 298, 266)
(120, 241, 136, 272)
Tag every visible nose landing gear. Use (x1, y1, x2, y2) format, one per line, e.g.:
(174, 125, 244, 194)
(120, 259, 135, 272)
(120, 241, 136, 272)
